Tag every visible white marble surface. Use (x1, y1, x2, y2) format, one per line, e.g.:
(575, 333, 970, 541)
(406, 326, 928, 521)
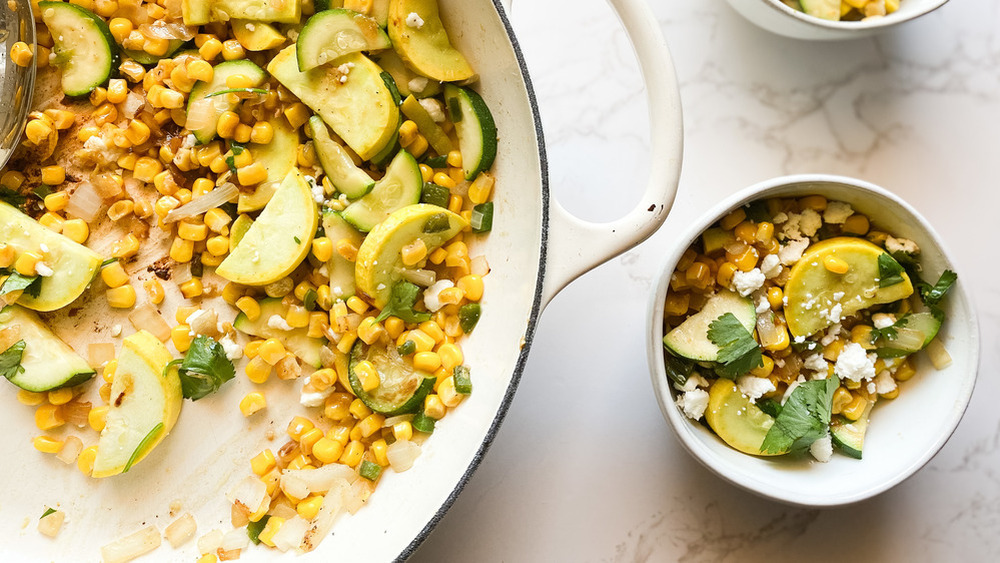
(412, 0, 1000, 561)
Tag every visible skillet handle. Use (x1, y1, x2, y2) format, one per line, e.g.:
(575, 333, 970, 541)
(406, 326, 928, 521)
(539, 0, 683, 307)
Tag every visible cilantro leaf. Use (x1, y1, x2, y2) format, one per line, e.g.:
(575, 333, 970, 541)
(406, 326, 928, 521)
(1, 272, 42, 298)
(0, 187, 26, 208)
(707, 313, 763, 379)
(375, 282, 431, 324)
(171, 335, 236, 400)
(760, 377, 839, 455)
(877, 253, 906, 288)
(33, 184, 53, 200)
(662, 350, 695, 387)
(0, 340, 26, 381)
(870, 314, 909, 344)
(921, 270, 957, 307)
(40, 507, 56, 519)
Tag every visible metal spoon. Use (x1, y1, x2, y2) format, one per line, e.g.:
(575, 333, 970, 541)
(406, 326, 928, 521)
(0, 1, 36, 171)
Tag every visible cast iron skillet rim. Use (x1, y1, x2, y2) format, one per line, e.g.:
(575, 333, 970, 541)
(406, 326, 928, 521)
(396, 1, 549, 559)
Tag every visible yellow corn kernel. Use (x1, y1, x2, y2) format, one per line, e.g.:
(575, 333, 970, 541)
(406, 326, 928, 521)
(762, 323, 790, 352)
(221, 38, 244, 60)
(236, 296, 261, 322)
(186, 58, 213, 82)
(102, 360, 118, 383)
(240, 392, 267, 417)
(17, 389, 45, 406)
(841, 395, 868, 422)
(733, 246, 759, 272)
(77, 445, 98, 476)
(204, 235, 228, 257)
(823, 254, 850, 275)
(287, 416, 314, 441)
(215, 110, 240, 138)
(99, 382, 112, 403)
(298, 428, 324, 457)
(178, 221, 208, 242)
(750, 355, 775, 378)
(250, 449, 276, 476)
(398, 120, 418, 146)
(405, 329, 436, 353)
(62, 219, 90, 244)
(171, 324, 193, 353)
(419, 163, 433, 183)
(432, 171, 456, 190)
(169, 237, 194, 263)
(766, 286, 784, 310)
(39, 165, 65, 186)
(10, 41, 33, 67)
(201, 207, 230, 234)
(141, 278, 164, 305)
(354, 360, 380, 392)
(850, 325, 875, 350)
(357, 413, 385, 438)
(106, 285, 137, 309)
(800, 194, 827, 211)
(1, 170, 24, 189)
(47, 387, 74, 406)
(408, 135, 428, 158)
(33, 435, 64, 454)
(438, 376, 462, 407)
(296, 495, 324, 520)
(327, 424, 352, 445)
(112, 233, 140, 260)
(398, 238, 428, 267)
(100, 262, 129, 289)
(445, 149, 463, 168)
(885, 0, 899, 13)
(237, 162, 268, 185)
(309, 236, 333, 262)
(24, 119, 53, 145)
(349, 398, 372, 420)
(456, 275, 484, 302)
(438, 287, 465, 306)
(894, 358, 916, 382)
(15, 251, 41, 276)
(245, 356, 272, 384)
(339, 440, 364, 467)
(179, 278, 203, 299)
(423, 394, 446, 420)
(88, 406, 108, 432)
(369, 438, 389, 467)
(392, 421, 413, 442)
(35, 404, 64, 431)
(283, 103, 311, 129)
(843, 214, 870, 235)
(259, 338, 286, 366)
(437, 343, 464, 372)
(38, 212, 64, 233)
(382, 317, 404, 340)
(257, 516, 284, 547)
(336, 238, 359, 262)
(283, 305, 308, 329)
(44, 108, 74, 130)
(420, 321, 445, 344)
(41, 192, 70, 214)
(413, 351, 442, 373)
(312, 437, 344, 465)
(250, 121, 274, 144)
(831, 386, 853, 414)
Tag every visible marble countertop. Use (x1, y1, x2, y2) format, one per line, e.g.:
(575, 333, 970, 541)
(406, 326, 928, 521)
(412, 0, 1000, 561)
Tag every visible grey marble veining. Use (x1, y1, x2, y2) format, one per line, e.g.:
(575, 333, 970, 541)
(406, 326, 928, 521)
(413, 0, 1000, 561)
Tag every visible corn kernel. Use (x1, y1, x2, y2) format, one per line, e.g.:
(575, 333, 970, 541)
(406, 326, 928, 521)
(240, 392, 267, 417)
(180, 278, 203, 299)
(17, 389, 45, 406)
(78, 445, 98, 476)
(169, 237, 194, 263)
(823, 254, 850, 275)
(15, 251, 42, 276)
(88, 406, 108, 432)
(311, 237, 333, 262)
(106, 285, 137, 309)
(349, 398, 372, 420)
(237, 162, 268, 185)
(62, 219, 90, 244)
(287, 416, 314, 441)
(423, 394, 446, 419)
(171, 324, 193, 352)
(245, 356, 272, 384)
(259, 338, 286, 365)
(312, 437, 344, 464)
(283, 103, 311, 129)
(339, 440, 364, 467)
(250, 121, 273, 144)
(112, 233, 140, 259)
(236, 296, 261, 322)
(100, 262, 129, 288)
(47, 387, 74, 406)
(143, 279, 165, 305)
(33, 435, 63, 454)
(35, 404, 64, 431)
(413, 351, 442, 372)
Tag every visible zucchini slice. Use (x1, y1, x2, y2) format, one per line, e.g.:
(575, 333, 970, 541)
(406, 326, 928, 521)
(874, 312, 942, 357)
(182, 0, 301, 26)
(443, 84, 497, 180)
(186, 60, 266, 144)
(268, 46, 399, 161)
(387, 0, 475, 82)
(0, 306, 95, 392)
(322, 210, 364, 300)
(231, 19, 287, 51)
(349, 340, 435, 415)
(662, 290, 756, 362)
(232, 298, 326, 368)
(39, 1, 119, 96)
(830, 402, 874, 459)
(296, 9, 391, 71)
(237, 117, 300, 213)
(308, 116, 375, 199)
(799, 0, 841, 20)
(341, 150, 422, 232)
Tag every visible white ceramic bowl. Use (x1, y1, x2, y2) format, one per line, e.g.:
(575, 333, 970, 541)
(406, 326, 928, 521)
(726, 0, 950, 40)
(646, 174, 979, 507)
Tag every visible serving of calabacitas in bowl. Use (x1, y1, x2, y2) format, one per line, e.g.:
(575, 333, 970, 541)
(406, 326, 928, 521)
(647, 175, 979, 507)
(0, 0, 682, 560)
(726, 0, 951, 40)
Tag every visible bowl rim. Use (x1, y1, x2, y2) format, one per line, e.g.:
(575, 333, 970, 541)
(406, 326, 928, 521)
(761, 0, 950, 31)
(645, 173, 981, 507)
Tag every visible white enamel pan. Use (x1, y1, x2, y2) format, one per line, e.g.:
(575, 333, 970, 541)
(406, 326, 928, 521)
(0, 0, 682, 560)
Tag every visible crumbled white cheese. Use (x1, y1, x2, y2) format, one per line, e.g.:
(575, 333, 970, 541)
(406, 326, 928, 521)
(182, 134, 197, 149)
(874, 370, 897, 395)
(872, 313, 896, 330)
(422, 279, 454, 312)
(408, 76, 429, 93)
(186, 310, 209, 336)
(820, 323, 842, 346)
(418, 98, 446, 122)
(245, 23, 256, 31)
(219, 334, 243, 361)
(299, 378, 334, 407)
(834, 342, 876, 382)
(755, 294, 770, 315)
(778, 238, 809, 266)
(799, 208, 822, 238)
(760, 254, 782, 279)
(772, 211, 789, 224)
(810, 434, 833, 463)
(676, 388, 709, 420)
(405, 12, 425, 28)
(832, 291, 845, 302)
(823, 201, 854, 224)
(267, 315, 294, 332)
(306, 175, 324, 203)
(885, 235, 919, 255)
(803, 353, 828, 373)
(781, 375, 806, 405)
(675, 372, 710, 393)
(34, 262, 53, 277)
(737, 376, 775, 402)
(336, 62, 355, 84)
(823, 303, 843, 324)
(780, 212, 803, 240)
(732, 268, 765, 296)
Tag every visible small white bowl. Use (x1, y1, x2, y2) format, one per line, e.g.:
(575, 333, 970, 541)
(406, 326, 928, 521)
(646, 174, 980, 507)
(726, 0, 950, 40)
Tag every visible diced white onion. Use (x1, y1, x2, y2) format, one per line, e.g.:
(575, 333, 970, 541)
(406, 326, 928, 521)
(283, 464, 356, 495)
(139, 21, 196, 40)
(165, 182, 239, 223)
(122, 91, 145, 119)
(927, 338, 953, 370)
(386, 439, 422, 472)
(279, 473, 311, 501)
(38, 510, 65, 538)
(226, 476, 268, 516)
(164, 513, 197, 549)
(271, 515, 309, 552)
(197, 529, 224, 555)
(344, 479, 374, 515)
(101, 526, 162, 563)
(470, 255, 490, 277)
(62, 401, 91, 427)
(301, 482, 347, 552)
(220, 527, 249, 552)
(88, 342, 116, 369)
(66, 182, 103, 222)
(56, 435, 83, 464)
(382, 414, 413, 428)
(184, 99, 214, 132)
(129, 304, 171, 342)
(402, 268, 436, 287)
